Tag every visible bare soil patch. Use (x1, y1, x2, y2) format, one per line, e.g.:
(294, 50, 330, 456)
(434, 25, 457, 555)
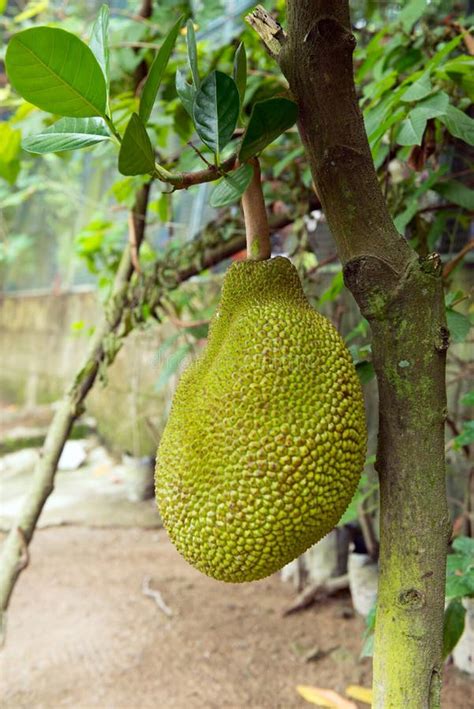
(1, 527, 471, 708)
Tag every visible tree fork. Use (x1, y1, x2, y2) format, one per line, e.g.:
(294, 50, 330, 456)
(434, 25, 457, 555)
(249, 2, 450, 704)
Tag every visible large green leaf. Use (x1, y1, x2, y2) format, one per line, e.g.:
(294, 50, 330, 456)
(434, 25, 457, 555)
(396, 110, 427, 146)
(118, 113, 155, 176)
(139, 15, 183, 124)
(239, 98, 298, 162)
(453, 536, 474, 557)
(233, 42, 247, 107)
(440, 105, 474, 146)
(446, 308, 471, 344)
(434, 179, 474, 210)
(401, 72, 433, 102)
(186, 19, 200, 88)
(414, 91, 449, 119)
(193, 71, 240, 158)
(22, 117, 111, 154)
(443, 600, 466, 659)
(89, 4, 110, 87)
(6, 27, 107, 117)
(398, 0, 427, 32)
(176, 69, 195, 117)
(210, 163, 253, 208)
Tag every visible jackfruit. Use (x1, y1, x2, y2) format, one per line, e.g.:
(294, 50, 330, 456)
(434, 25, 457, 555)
(155, 256, 367, 582)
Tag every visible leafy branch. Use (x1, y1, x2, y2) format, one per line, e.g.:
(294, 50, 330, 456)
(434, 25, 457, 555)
(5, 6, 298, 205)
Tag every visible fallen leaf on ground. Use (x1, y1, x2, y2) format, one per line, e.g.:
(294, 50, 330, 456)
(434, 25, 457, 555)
(296, 685, 357, 708)
(346, 684, 373, 704)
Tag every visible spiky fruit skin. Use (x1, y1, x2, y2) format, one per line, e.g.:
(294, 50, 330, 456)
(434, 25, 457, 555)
(155, 257, 367, 583)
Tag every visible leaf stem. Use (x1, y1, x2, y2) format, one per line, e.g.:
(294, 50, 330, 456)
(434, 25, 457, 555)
(104, 114, 122, 144)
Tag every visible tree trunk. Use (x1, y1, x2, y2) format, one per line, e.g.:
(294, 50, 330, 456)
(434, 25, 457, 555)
(250, 2, 451, 705)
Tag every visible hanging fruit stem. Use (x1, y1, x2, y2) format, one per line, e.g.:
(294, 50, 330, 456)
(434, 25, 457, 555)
(241, 158, 271, 261)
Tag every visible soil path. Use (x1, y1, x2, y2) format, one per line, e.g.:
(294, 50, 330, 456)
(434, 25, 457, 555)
(1, 527, 471, 708)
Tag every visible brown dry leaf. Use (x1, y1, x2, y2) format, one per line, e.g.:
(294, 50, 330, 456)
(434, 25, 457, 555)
(346, 684, 373, 705)
(462, 29, 474, 56)
(296, 685, 357, 708)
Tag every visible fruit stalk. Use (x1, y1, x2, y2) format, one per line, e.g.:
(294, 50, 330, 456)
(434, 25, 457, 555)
(241, 158, 271, 261)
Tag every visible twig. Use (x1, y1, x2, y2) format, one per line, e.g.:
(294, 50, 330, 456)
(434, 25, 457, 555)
(306, 252, 339, 276)
(16, 528, 29, 572)
(187, 141, 214, 168)
(163, 154, 237, 190)
(169, 316, 211, 329)
(282, 574, 349, 616)
(142, 575, 173, 617)
(443, 239, 474, 279)
(358, 501, 379, 561)
(128, 212, 141, 274)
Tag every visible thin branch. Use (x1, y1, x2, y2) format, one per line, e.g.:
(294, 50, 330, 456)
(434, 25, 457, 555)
(443, 239, 474, 279)
(306, 252, 339, 276)
(187, 142, 214, 168)
(142, 575, 173, 617)
(283, 574, 349, 616)
(128, 212, 141, 274)
(161, 154, 237, 190)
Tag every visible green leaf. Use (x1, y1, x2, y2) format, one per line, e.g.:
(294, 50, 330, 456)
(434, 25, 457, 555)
(89, 4, 110, 87)
(398, 0, 427, 32)
(439, 105, 474, 146)
(273, 146, 304, 178)
(176, 69, 195, 117)
(434, 179, 474, 210)
(453, 536, 474, 557)
(446, 308, 471, 344)
(193, 71, 240, 158)
(318, 271, 344, 306)
(186, 19, 200, 89)
(356, 361, 375, 385)
(13, 0, 48, 23)
(6, 27, 107, 117)
(396, 110, 427, 146)
(210, 163, 253, 208)
(454, 421, 474, 449)
(139, 15, 183, 124)
(443, 599, 466, 659)
(0, 122, 21, 185)
(415, 91, 449, 119)
(394, 168, 446, 233)
(118, 113, 155, 176)
(233, 42, 247, 107)
(461, 391, 474, 407)
(401, 72, 433, 102)
(22, 117, 110, 154)
(239, 98, 298, 162)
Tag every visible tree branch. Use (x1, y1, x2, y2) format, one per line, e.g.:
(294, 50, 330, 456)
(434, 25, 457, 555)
(443, 239, 474, 279)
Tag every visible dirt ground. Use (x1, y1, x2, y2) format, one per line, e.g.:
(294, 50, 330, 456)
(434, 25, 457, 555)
(1, 527, 472, 709)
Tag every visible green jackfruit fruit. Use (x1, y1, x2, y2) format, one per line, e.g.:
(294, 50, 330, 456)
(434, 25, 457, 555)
(155, 256, 367, 582)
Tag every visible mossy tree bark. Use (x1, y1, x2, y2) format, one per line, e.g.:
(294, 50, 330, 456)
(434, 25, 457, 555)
(250, 2, 451, 705)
